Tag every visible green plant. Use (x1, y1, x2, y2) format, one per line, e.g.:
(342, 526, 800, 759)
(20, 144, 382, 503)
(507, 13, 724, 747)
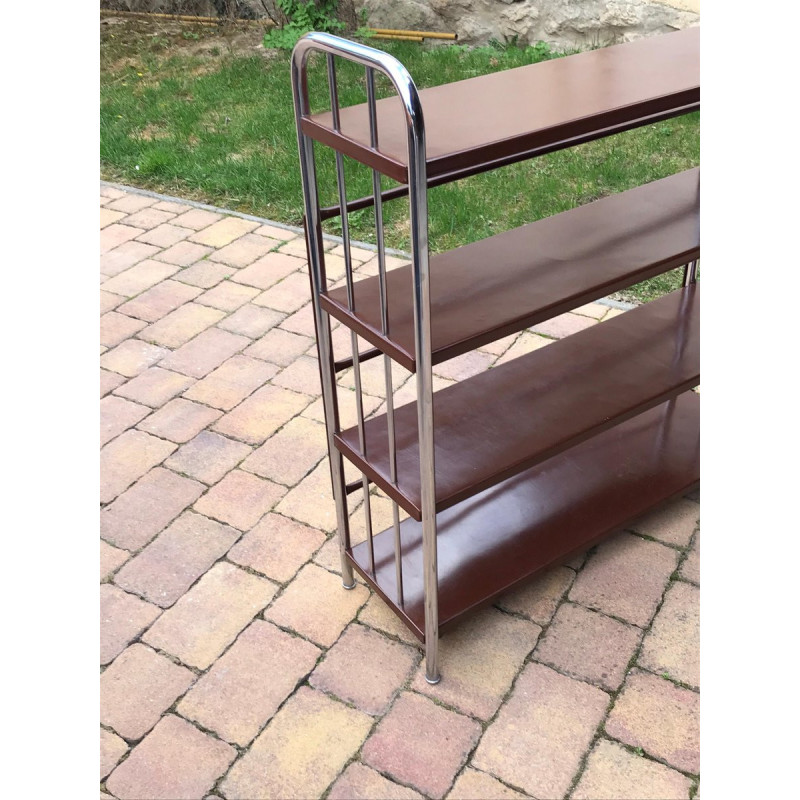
(263, 0, 344, 51)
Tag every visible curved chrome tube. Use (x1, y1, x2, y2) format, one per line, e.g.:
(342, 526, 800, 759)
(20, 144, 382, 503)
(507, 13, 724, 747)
(290, 33, 440, 683)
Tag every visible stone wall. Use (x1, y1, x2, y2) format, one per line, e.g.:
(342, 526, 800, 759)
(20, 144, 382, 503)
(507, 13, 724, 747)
(352, 1, 699, 49)
(101, 1, 699, 49)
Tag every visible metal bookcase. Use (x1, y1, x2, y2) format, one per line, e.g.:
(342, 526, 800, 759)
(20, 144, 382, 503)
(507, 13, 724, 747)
(290, 28, 700, 683)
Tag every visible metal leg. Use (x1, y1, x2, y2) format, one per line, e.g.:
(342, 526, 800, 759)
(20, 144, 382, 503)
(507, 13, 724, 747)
(366, 67, 406, 608)
(328, 55, 376, 576)
(402, 82, 439, 684)
(292, 69, 355, 589)
(683, 259, 698, 286)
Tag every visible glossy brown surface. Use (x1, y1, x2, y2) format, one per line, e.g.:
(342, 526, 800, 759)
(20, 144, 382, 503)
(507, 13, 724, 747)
(304, 28, 699, 182)
(336, 285, 699, 520)
(348, 393, 700, 640)
(322, 169, 699, 371)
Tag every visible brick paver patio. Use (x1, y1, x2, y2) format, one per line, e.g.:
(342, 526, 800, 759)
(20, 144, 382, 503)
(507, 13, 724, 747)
(100, 182, 700, 800)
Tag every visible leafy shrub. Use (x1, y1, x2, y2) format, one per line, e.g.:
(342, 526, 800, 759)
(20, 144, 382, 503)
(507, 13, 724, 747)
(263, 0, 344, 51)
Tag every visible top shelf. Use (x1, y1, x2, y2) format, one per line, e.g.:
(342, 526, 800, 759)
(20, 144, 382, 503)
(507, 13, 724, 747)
(301, 27, 699, 183)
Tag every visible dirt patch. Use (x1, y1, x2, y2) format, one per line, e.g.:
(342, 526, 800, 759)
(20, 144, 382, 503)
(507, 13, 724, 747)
(100, 15, 270, 71)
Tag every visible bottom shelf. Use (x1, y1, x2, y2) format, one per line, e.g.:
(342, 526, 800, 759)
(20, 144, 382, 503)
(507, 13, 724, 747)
(347, 392, 699, 641)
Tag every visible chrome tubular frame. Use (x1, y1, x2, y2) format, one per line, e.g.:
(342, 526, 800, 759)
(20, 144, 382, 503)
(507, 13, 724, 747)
(683, 259, 699, 286)
(291, 33, 440, 683)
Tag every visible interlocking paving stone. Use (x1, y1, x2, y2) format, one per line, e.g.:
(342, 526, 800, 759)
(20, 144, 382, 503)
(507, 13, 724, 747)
(164, 430, 252, 485)
(100, 311, 147, 348)
(136, 222, 193, 248)
(265, 563, 369, 647)
(631, 498, 700, 547)
(183, 354, 277, 411)
(142, 561, 276, 669)
(174, 259, 236, 288)
(208, 232, 278, 267)
(113, 366, 194, 408)
(274, 460, 343, 532)
(152, 199, 191, 214)
(117, 279, 202, 322)
(153, 239, 214, 267)
(605, 670, 700, 774)
(100, 431, 177, 504)
(213, 383, 311, 445)
(328, 763, 425, 800)
(101, 240, 160, 276)
(100, 728, 128, 780)
(196, 280, 260, 312)
(136, 397, 222, 443)
(105, 194, 157, 214)
(412, 607, 541, 720)
(572, 738, 693, 800)
(638, 580, 700, 688)
(100, 368, 127, 398)
(121, 207, 176, 229)
(278, 302, 315, 337)
(178, 620, 320, 746)
(446, 768, 529, 799)
(531, 311, 597, 338)
(227, 513, 325, 583)
(243, 326, 313, 366)
(254, 223, 295, 240)
(99, 584, 161, 665)
(101, 467, 204, 551)
(496, 564, 575, 625)
(100, 396, 150, 446)
(101, 223, 146, 253)
(100, 290, 125, 315)
(363, 692, 481, 799)
(220, 686, 372, 800)
(272, 354, 325, 396)
(114, 511, 241, 608)
(100, 208, 125, 228)
(472, 662, 609, 798)
(189, 216, 258, 247)
(357, 593, 421, 646)
(100, 259, 178, 297)
(680, 530, 700, 584)
(100, 339, 168, 378)
(139, 303, 226, 348)
(159, 327, 250, 378)
(105, 714, 236, 800)
(216, 303, 283, 338)
(569, 532, 679, 627)
(433, 349, 495, 381)
(171, 207, 223, 230)
(100, 643, 195, 740)
(193, 469, 285, 530)
(254, 272, 310, 314)
(310, 624, 418, 715)
(535, 602, 642, 691)
(240, 416, 325, 487)
(100, 540, 130, 581)
(230, 251, 304, 290)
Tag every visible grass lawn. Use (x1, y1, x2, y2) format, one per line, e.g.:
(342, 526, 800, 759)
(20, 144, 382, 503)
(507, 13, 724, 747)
(100, 19, 699, 303)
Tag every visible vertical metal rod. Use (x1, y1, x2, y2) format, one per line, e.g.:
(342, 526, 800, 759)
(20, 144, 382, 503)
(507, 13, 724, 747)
(328, 55, 375, 574)
(367, 67, 405, 607)
(400, 76, 439, 683)
(292, 53, 355, 589)
(683, 259, 698, 286)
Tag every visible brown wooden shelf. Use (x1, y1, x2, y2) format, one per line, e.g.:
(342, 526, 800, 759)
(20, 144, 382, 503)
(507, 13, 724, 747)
(348, 392, 699, 640)
(322, 168, 699, 371)
(302, 28, 699, 183)
(335, 285, 699, 520)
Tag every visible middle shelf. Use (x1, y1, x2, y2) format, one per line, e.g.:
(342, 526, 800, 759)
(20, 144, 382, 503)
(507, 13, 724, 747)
(322, 168, 699, 371)
(335, 283, 699, 520)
